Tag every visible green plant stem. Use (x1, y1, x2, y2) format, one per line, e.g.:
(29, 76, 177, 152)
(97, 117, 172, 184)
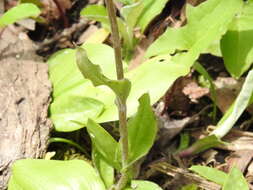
(105, 0, 129, 189)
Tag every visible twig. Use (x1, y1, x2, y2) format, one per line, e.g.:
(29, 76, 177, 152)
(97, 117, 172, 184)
(104, 0, 129, 189)
(150, 162, 221, 190)
(38, 19, 89, 50)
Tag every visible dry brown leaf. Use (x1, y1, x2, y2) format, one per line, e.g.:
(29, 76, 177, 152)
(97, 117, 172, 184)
(183, 81, 209, 103)
(225, 150, 253, 173)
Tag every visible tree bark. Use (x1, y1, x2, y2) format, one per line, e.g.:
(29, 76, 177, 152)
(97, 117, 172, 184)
(0, 26, 52, 189)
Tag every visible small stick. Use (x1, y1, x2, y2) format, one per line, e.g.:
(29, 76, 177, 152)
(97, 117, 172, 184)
(104, 0, 129, 189)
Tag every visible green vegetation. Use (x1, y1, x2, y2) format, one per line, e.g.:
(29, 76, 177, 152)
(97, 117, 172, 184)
(5, 0, 253, 189)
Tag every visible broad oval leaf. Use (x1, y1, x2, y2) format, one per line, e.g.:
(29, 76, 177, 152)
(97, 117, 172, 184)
(124, 180, 162, 190)
(87, 119, 121, 170)
(50, 96, 104, 132)
(221, 1, 253, 78)
(189, 165, 228, 185)
(0, 3, 41, 27)
(127, 93, 157, 165)
(8, 159, 106, 190)
(48, 44, 188, 132)
(222, 167, 249, 190)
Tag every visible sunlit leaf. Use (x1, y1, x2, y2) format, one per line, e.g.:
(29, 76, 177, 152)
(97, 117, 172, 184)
(8, 159, 106, 190)
(136, 0, 169, 32)
(49, 45, 188, 132)
(50, 96, 104, 132)
(146, 0, 243, 58)
(121, 1, 144, 28)
(127, 94, 157, 165)
(0, 3, 41, 27)
(81, 5, 109, 29)
(80, 5, 133, 49)
(222, 167, 249, 190)
(212, 70, 253, 138)
(190, 165, 227, 185)
(221, 1, 253, 78)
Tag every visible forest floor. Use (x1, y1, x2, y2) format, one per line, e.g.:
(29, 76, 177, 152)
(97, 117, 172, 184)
(2, 0, 253, 189)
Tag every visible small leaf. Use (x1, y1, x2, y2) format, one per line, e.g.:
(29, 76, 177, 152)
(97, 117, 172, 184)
(8, 159, 106, 190)
(80, 5, 133, 50)
(0, 3, 41, 27)
(136, 0, 169, 32)
(190, 165, 228, 185)
(127, 93, 157, 165)
(124, 180, 163, 190)
(221, 1, 253, 78)
(76, 47, 131, 102)
(223, 167, 249, 190)
(81, 5, 109, 29)
(87, 119, 121, 170)
(92, 146, 114, 188)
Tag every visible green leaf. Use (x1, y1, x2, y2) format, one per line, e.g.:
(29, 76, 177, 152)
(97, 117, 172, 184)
(8, 159, 106, 190)
(189, 165, 228, 185)
(223, 167, 249, 190)
(212, 70, 253, 138)
(0, 3, 41, 27)
(49, 45, 188, 132)
(80, 5, 134, 50)
(121, 1, 144, 28)
(177, 132, 190, 151)
(92, 146, 114, 189)
(50, 96, 104, 132)
(221, 1, 253, 78)
(81, 5, 109, 29)
(76, 47, 131, 102)
(136, 0, 169, 32)
(124, 180, 163, 190)
(193, 62, 217, 120)
(87, 119, 121, 170)
(145, 0, 243, 59)
(181, 184, 198, 190)
(179, 135, 224, 157)
(127, 93, 157, 165)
